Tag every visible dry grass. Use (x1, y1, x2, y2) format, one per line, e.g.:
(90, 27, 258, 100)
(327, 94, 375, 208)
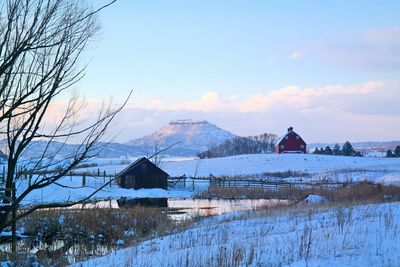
(22, 206, 181, 242)
(196, 182, 400, 203)
(204, 170, 311, 180)
(5, 206, 194, 265)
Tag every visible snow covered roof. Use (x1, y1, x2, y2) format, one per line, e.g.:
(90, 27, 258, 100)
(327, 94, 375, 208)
(116, 157, 169, 177)
(275, 127, 306, 146)
(276, 127, 293, 145)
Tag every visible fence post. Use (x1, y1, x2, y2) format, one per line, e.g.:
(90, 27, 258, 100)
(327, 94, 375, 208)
(82, 174, 86, 187)
(1, 166, 4, 184)
(97, 168, 100, 177)
(11, 182, 16, 256)
(192, 179, 195, 191)
(111, 173, 116, 187)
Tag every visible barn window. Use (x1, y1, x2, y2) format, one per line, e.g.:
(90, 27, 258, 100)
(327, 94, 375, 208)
(285, 136, 288, 140)
(280, 144, 284, 149)
(300, 144, 304, 149)
(296, 136, 299, 139)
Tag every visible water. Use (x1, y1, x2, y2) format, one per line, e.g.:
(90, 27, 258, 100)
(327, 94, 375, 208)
(1, 197, 290, 265)
(73, 198, 291, 220)
(167, 198, 290, 220)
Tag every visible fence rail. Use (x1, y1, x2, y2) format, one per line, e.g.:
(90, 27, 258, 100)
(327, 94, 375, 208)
(167, 174, 360, 190)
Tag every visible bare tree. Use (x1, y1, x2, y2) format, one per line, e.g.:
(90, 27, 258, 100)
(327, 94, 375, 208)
(197, 133, 278, 159)
(144, 135, 164, 167)
(144, 135, 181, 167)
(0, 0, 128, 232)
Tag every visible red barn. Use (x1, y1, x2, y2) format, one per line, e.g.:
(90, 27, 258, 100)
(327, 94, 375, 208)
(275, 127, 307, 154)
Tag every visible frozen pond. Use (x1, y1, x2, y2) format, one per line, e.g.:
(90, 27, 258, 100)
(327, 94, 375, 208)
(167, 198, 291, 220)
(74, 197, 291, 220)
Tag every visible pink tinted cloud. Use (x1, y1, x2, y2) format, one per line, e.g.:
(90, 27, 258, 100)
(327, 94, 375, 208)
(44, 81, 400, 142)
(313, 27, 400, 70)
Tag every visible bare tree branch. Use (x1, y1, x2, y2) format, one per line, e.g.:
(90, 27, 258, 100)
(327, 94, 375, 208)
(0, 0, 125, 232)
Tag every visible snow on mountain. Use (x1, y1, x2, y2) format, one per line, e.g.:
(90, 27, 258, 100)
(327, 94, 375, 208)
(127, 119, 237, 152)
(0, 120, 237, 159)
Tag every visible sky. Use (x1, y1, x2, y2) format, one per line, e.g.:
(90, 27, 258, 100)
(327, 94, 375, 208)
(69, 0, 400, 143)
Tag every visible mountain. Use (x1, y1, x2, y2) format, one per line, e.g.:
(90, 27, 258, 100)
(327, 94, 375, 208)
(127, 119, 237, 155)
(0, 120, 237, 159)
(0, 139, 143, 160)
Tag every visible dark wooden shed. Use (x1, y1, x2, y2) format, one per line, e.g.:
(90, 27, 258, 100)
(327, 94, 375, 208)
(116, 157, 168, 190)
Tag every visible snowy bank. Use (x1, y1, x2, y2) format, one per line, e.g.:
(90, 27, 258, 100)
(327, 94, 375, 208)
(73, 201, 400, 266)
(16, 176, 191, 207)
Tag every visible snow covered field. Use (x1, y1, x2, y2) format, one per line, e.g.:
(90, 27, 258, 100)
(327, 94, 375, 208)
(73, 201, 400, 266)
(82, 154, 400, 183)
(8, 154, 400, 206)
(162, 154, 400, 183)
(4, 154, 400, 266)
(15, 176, 191, 206)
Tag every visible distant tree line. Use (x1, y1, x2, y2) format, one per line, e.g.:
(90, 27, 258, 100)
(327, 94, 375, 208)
(313, 141, 363, 157)
(386, 146, 400, 158)
(197, 133, 277, 159)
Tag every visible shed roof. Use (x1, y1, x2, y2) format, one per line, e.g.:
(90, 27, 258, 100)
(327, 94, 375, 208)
(116, 157, 169, 177)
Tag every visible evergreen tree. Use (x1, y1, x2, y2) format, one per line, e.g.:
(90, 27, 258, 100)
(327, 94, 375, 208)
(324, 146, 333, 155)
(386, 149, 395, 158)
(394, 145, 400, 157)
(342, 141, 355, 156)
(333, 144, 341, 155)
(319, 147, 325, 154)
(313, 148, 320, 154)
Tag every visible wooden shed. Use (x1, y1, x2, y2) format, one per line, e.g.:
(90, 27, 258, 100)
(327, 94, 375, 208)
(116, 157, 168, 189)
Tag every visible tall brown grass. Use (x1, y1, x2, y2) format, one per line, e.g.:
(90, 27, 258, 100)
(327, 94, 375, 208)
(9, 206, 194, 265)
(196, 182, 400, 202)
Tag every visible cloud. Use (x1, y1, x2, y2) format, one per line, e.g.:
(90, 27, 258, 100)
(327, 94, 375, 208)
(178, 91, 224, 111)
(290, 51, 302, 60)
(127, 81, 386, 114)
(239, 81, 385, 113)
(313, 27, 400, 70)
(363, 28, 400, 45)
(45, 81, 400, 143)
(129, 91, 237, 112)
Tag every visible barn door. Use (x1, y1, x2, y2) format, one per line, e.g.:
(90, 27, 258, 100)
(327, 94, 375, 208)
(125, 175, 136, 188)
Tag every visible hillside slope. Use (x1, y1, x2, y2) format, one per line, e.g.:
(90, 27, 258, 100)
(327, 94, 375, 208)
(75, 201, 400, 266)
(127, 119, 237, 152)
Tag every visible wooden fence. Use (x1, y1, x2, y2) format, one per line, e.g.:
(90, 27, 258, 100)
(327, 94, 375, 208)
(0, 184, 17, 254)
(168, 174, 354, 191)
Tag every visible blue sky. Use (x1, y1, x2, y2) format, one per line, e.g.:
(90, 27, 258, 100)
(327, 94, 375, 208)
(71, 0, 400, 142)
